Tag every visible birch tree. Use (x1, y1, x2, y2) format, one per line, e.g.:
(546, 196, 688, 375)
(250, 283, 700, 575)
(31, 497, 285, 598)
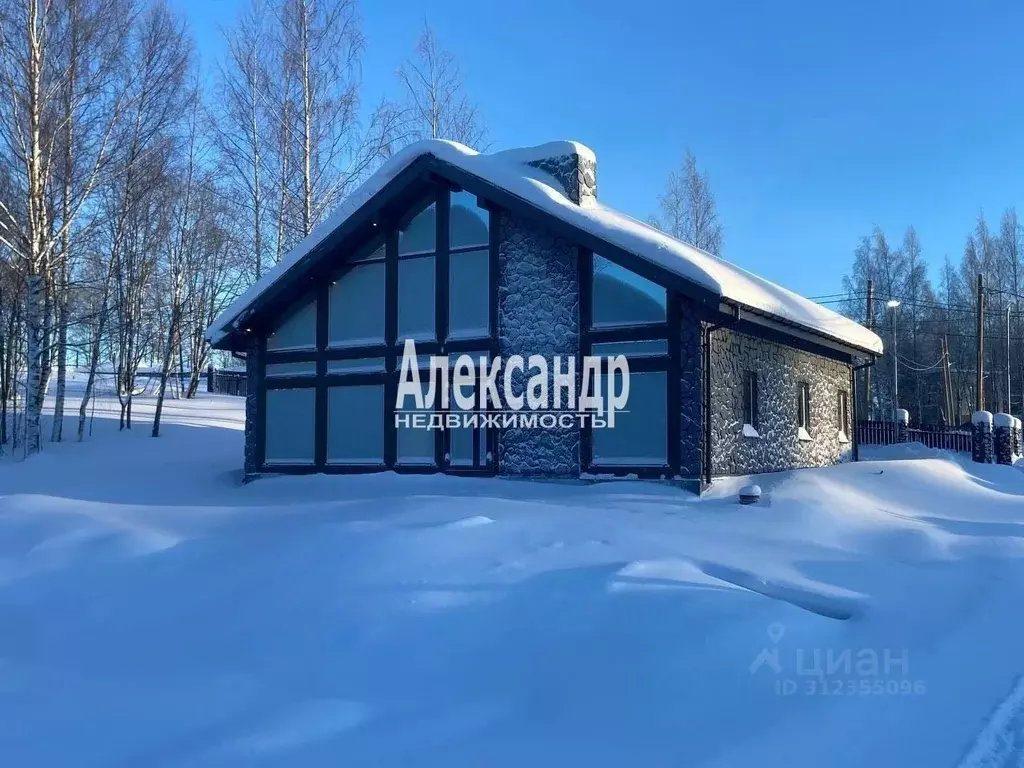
(212, 0, 270, 281)
(650, 151, 724, 255)
(0, 0, 131, 456)
(396, 22, 487, 148)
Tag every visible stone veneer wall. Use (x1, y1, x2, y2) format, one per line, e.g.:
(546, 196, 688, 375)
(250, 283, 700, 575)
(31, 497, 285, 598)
(527, 153, 597, 206)
(709, 328, 853, 476)
(496, 211, 580, 476)
(243, 335, 263, 479)
(679, 299, 706, 481)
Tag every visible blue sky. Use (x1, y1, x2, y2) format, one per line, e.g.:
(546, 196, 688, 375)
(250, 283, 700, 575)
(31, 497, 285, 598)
(175, 0, 1024, 298)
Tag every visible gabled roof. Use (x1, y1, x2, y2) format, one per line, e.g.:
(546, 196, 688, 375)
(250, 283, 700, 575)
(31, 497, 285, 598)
(207, 139, 883, 355)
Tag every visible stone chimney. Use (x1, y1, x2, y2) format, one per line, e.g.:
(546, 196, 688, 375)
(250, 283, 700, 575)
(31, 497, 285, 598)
(500, 141, 597, 206)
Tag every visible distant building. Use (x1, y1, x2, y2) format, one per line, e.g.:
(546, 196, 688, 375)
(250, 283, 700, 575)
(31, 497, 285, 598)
(208, 140, 882, 490)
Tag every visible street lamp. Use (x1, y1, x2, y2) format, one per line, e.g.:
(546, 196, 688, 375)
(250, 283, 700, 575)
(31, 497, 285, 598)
(887, 300, 901, 422)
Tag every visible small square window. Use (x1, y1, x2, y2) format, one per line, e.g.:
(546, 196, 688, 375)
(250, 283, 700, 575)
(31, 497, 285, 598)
(743, 371, 759, 429)
(797, 383, 811, 431)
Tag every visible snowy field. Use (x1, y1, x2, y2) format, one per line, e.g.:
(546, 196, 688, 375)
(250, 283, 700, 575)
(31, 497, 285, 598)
(3, 380, 1024, 766)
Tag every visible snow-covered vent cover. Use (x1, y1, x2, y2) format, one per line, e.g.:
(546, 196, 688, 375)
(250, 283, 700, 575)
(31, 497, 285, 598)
(973, 410, 994, 426)
(895, 408, 909, 424)
(207, 139, 883, 355)
(994, 413, 1015, 429)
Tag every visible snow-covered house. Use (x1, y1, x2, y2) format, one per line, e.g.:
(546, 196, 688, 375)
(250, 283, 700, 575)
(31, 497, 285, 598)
(207, 140, 883, 490)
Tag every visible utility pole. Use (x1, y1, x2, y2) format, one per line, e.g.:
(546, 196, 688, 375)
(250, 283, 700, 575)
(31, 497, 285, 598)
(1006, 305, 1011, 414)
(865, 279, 874, 419)
(976, 273, 984, 413)
(887, 300, 900, 421)
(940, 335, 953, 424)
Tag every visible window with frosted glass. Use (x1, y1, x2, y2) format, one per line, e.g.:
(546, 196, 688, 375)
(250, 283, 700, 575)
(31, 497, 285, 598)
(328, 262, 385, 347)
(592, 371, 667, 465)
(265, 388, 315, 464)
(450, 190, 488, 249)
(449, 249, 489, 338)
(398, 256, 435, 341)
(399, 203, 436, 255)
(267, 298, 316, 351)
(327, 385, 384, 464)
(592, 255, 666, 328)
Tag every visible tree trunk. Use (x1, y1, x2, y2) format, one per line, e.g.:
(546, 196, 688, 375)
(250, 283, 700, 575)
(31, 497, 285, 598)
(23, 273, 45, 457)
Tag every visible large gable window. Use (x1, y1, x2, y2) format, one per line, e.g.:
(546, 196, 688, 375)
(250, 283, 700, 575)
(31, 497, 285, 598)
(592, 255, 666, 329)
(259, 183, 496, 477)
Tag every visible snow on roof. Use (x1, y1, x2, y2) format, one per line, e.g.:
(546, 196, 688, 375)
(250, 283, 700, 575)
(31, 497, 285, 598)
(208, 139, 883, 355)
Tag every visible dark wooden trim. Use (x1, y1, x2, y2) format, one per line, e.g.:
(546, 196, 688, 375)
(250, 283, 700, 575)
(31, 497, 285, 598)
(667, 292, 682, 474)
(263, 349, 320, 364)
(579, 248, 594, 471)
(489, 207, 499, 347)
(323, 345, 390, 362)
(256, 335, 267, 469)
(322, 371, 390, 386)
(436, 183, 450, 349)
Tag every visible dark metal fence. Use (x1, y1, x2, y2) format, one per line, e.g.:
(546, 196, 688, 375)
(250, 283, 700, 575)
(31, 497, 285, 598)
(208, 368, 248, 398)
(856, 420, 971, 453)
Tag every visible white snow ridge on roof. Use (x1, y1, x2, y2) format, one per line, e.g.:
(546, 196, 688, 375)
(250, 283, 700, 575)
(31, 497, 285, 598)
(208, 139, 883, 355)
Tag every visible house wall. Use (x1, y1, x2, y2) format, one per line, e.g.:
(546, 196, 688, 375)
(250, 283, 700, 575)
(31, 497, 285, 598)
(708, 328, 853, 476)
(678, 299, 706, 481)
(496, 211, 580, 476)
(243, 335, 263, 479)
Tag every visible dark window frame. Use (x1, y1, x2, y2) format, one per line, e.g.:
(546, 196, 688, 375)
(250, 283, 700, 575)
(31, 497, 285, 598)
(797, 382, 812, 431)
(579, 248, 676, 477)
(837, 390, 849, 434)
(743, 371, 759, 429)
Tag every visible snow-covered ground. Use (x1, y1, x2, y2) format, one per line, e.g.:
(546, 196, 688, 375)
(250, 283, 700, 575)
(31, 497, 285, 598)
(3, 380, 1024, 766)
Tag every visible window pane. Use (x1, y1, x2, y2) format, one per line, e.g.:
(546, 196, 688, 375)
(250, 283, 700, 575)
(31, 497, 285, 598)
(591, 339, 668, 357)
(399, 202, 436, 255)
(329, 262, 385, 347)
(396, 397, 435, 465)
(267, 298, 316, 351)
(449, 248, 489, 338)
(327, 385, 384, 464)
(592, 255, 666, 328)
(326, 358, 386, 374)
(266, 362, 317, 378)
(399, 256, 435, 341)
(450, 190, 489, 249)
(265, 388, 315, 464)
(592, 371, 667, 465)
